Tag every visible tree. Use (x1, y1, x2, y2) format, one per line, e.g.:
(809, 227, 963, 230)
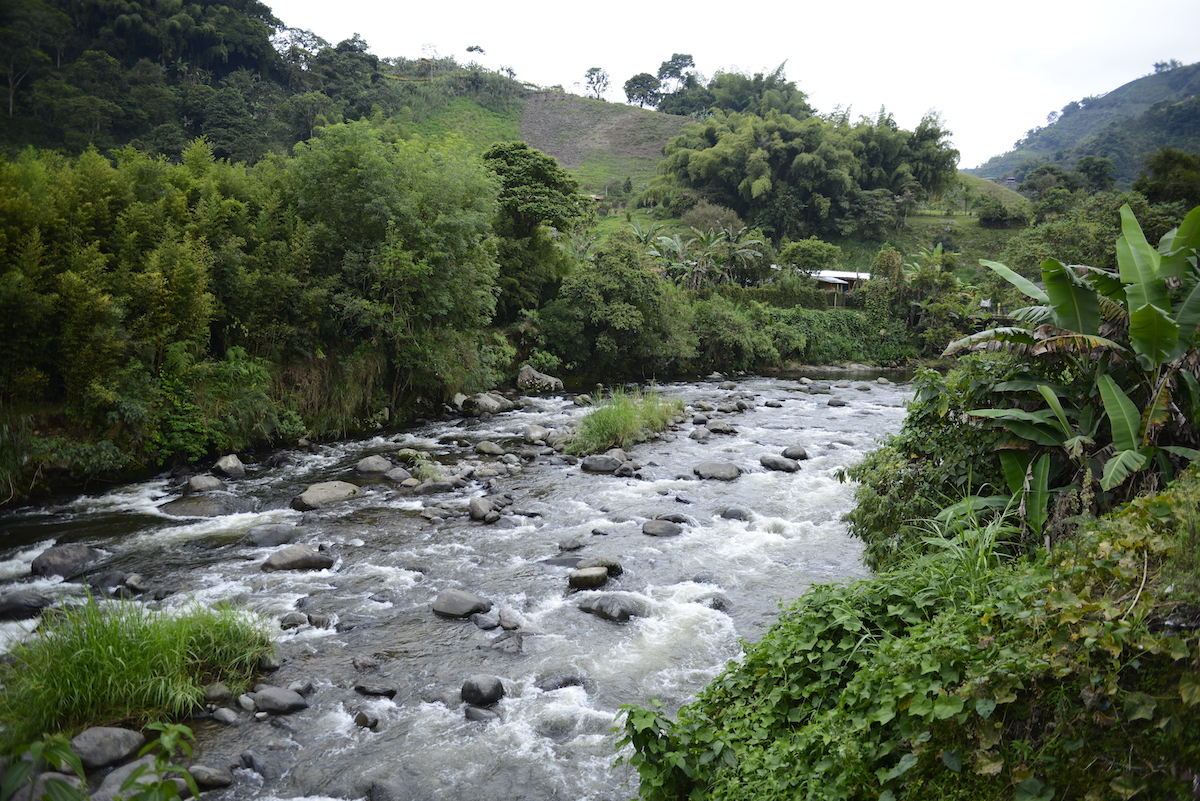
(623, 72, 661, 108)
(584, 67, 609, 99)
(1133, 148, 1200, 209)
(1153, 59, 1183, 74)
(656, 54, 694, 93)
(482, 141, 592, 322)
(1073, 155, 1116, 193)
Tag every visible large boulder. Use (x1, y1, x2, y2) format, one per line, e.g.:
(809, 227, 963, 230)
(70, 727, 146, 769)
(462, 392, 517, 417)
(182, 475, 225, 495)
(642, 520, 682, 537)
(693, 462, 741, 481)
(213, 454, 246, 478)
(253, 686, 309, 714)
(782, 445, 809, 461)
(760, 454, 801, 473)
(261, 545, 335, 572)
(355, 455, 393, 473)
(30, 544, 104, 579)
(159, 493, 256, 518)
(433, 589, 492, 618)
(524, 425, 551, 444)
(242, 524, 298, 547)
(578, 594, 648, 623)
(461, 675, 505, 706)
(581, 454, 623, 473)
(0, 589, 52, 620)
(291, 480, 360, 511)
(517, 364, 564, 392)
(568, 567, 610, 589)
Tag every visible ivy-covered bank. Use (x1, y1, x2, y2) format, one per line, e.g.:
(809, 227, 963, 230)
(619, 467, 1200, 801)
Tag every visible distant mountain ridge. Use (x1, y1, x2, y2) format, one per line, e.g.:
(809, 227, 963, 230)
(967, 62, 1200, 181)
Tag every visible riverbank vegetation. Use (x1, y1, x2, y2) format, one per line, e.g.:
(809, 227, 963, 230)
(566, 388, 685, 455)
(617, 205, 1200, 798)
(0, 597, 272, 751)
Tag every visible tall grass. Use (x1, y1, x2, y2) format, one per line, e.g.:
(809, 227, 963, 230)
(567, 387, 684, 455)
(0, 596, 273, 752)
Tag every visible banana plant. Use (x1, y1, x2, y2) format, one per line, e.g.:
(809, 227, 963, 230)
(944, 203, 1200, 496)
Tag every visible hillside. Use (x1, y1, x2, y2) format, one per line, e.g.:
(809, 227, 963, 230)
(968, 62, 1200, 180)
(519, 92, 690, 194)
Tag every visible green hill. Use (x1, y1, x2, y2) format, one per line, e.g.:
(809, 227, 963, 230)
(968, 62, 1200, 181)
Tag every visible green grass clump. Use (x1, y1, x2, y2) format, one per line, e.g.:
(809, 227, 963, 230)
(568, 388, 683, 455)
(0, 597, 274, 752)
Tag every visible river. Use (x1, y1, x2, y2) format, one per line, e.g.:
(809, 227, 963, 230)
(0, 373, 910, 800)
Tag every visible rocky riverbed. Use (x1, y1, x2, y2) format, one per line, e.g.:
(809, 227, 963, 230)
(0, 373, 911, 800)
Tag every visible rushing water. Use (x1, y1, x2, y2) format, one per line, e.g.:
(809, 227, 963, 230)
(0, 374, 910, 800)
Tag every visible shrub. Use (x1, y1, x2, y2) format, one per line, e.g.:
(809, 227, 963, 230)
(0, 597, 273, 752)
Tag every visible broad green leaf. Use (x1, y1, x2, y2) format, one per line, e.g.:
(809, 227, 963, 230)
(999, 451, 1032, 496)
(1081, 265, 1126, 302)
(1169, 278, 1200, 359)
(969, 408, 1057, 426)
(1, 760, 33, 800)
(1037, 384, 1073, 438)
(882, 752, 918, 782)
(942, 327, 1036, 357)
(980, 259, 1048, 303)
(1110, 773, 1148, 800)
(1098, 374, 1141, 452)
(934, 495, 1011, 522)
(1161, 445, 1200, 461)
(1127, 303, 1178, 369)
(942, 749, 962, 773)
(1124, 691, 1157, 721)
(1042, 258, 1100, 335)
(1014, 777, 1054, 801)
(1117, 204, 1168, 311)
(1027, 455, 1051, 537)
(1101, 449, 1148, 491)
(933, 694, 965, 719)
(974, 698, 997, 719)
(1180, 674, 1200, 706)
(1158, 205, 1200, 281)
(993, 379, 1067, 394)
(1003, 421, 1066, 448)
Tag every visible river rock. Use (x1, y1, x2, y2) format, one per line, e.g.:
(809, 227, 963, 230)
(356, 455, 393, 473)
(782, 445, 809, 461)
(828, 398, 847, 407)
(721, 506, 752, 521)
(581, 454, 622, 473)
(465, 706, 501, 723)
(718, 380, 737, 390)
(643, 519, 682, 537)
(878, 376, 891, 384)
(760, 454, 801, 472)
(280, 611, 308, 629)
(573, 394, 594, 406)
(463, 392, 516, 417)
(189, 764, 234, 788)
(262, 545, 335, 572)
(291, 480, 360, 511)
(855, 383, 873, 392)
(693, 462, 741, 481)
(182, 474, 225, 495)
(254, 687, 309, 714)
(689, 428, 712, 442)
(212, 707, 241, 726)
(517, 364, 564, 391)
(764, 399, 783, 408)
(578, 555, 623, 576)
(355, 684, 398, 699)
(383, 466, 413, 482)
(90, 756, 169, 801)
(476, 440, 505, 456)
(70, 726, 146, 769)
(524, 424, 551, 443)
(462, 675, 505, 706)
(205, 682, 232, 704)
(30, 544, 104, 578)
(159, 492, 257, 518)
(707, 420, 737, 435)
(605, 447, 631, 464)
(469, 497, 496, 520)
(213, 454, 246, 478)
(355, 710, 381, 731)
(0, 589, 51, 620)
(535, 671, 588, 692)
(568, 566, 610, 589)
(578, 594, 647, 622)
(242, 524, 297, 547)
(433, 589, 492, 618)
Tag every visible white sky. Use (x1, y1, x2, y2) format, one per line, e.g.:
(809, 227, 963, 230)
(267, 0, 1200, 169)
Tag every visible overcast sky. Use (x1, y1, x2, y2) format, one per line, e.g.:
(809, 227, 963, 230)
(267, 0, 1200, 169)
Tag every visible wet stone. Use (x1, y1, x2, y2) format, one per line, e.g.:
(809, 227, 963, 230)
(433, 589, 492, 618)
(642, 520, 683, 537)
(782, 445, 809, 461)
(355, 684, 398, 699)
(462, 675, 505, 706)
(568, 567, 610, 589)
